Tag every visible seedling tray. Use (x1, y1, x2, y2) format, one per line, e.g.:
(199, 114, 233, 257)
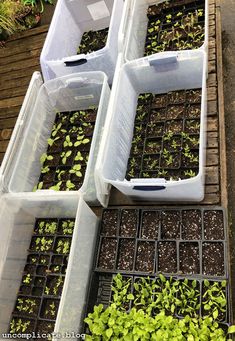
(124, 0, 208, 62)
(126, 89, 202, 181)
(145, 0, 206, 55)
(85, 273, 231, 324)
(94, 207, 228, 278)
(8, 217, 75, 336)
(36, 109, 97, 192)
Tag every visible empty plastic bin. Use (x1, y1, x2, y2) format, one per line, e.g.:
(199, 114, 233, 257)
(0, 193, 99, 338)
(0, 72, 110, 205)
(124, 0, 208, 62)
(95, 50, 207, 205)
(40, 0, 124, 82)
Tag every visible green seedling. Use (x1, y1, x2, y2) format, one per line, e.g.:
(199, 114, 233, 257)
(35, 237, 53, 252)
(47, 136, 60, 147)
(40, 153, 53, 165)
(61, 150, 72, 165)
(49, 181, 62, 191)
(16, 298, 37, 315)
(203, 280, 227, 320)
(66, 180, 76, 190)
(10, 319, 31, 333)
(56, 169, 66, 181)
(56, 240, 71, 254)
(184, 169, 196, 178)
(51, 123, 66, 137)
(69, 164, 83, 178)
(63, 135, 73, 148)
(23, 274, 32, 285)
(74, 134, 90, 147)
(74, 151, 84, 162)
(38, 221, 57, 234)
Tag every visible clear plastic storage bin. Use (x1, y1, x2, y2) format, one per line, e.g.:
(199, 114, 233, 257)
(124, 0, 208, 62)
(40, 0, 124, 82)
(0, 193, 99, 339)
(0, 72, 110, 205)
(95, 50, 207, 205)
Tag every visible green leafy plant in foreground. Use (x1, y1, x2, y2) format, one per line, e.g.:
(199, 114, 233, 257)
(85, 305, 235, 341)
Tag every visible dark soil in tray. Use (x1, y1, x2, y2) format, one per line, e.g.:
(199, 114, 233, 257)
(35, 108, 97, 191)
(120, 209, 138, 237)
(158, 241, 177, 273)
(161, 210, 181, 239)
(77, 27, 109, 54)
(135, 241, 155, 272)
(203, 210, 224, 240)
(126, 89, 201, 181)
(117, 239, 135, 271)
(202, 242, 225, 276)
(101, 209, 119, 237)
(182, 209, 202, 239)
(141, 211, 160, 239)
(179, 242, 200, 274)
(36, 320, 55, 339)
(145, 0, 205, 56)
(98, 238, 117, 270)
(40, 298, 60, 320)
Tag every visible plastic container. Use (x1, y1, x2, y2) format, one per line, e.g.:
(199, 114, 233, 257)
(95, 50, 207, 204)
(0, 193, 99, 338)
(0, 72, 110, 205)
(124, 0, 208, 63)
(40, 0, 124, 82)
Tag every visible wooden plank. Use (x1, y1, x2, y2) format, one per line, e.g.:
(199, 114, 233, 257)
(208, 73, 217, 87)
(209, 48, 216, 62)
(7, 25, 49, 41)
(207, 136, 219, 148)
(0, 117, 17, 129)
(0, 34, 46, 58)
(0, 86, 28, 101)
(205, 166, 219, 184)
(0, 129, 13, 140)
(0, 66, 40, 83)
(0, 76, 32, 92)
(207, 86, 217, 101)
(205, 184, 219, 194)
(0, 57, 40, 75)
(206, 149, 219, 166)
(0, 96, 24, 110)
(0, 140, 9, 153)
(202, 193, 220, 205)
(207, 100, 217, 115)
(207, 117, 218, 132)
(208, 60, 216, 74)
(216, 4, 228, 208)
(0, 108, 21, 121)
(0, 152, 5, 164)
(0, 48, 41, 67)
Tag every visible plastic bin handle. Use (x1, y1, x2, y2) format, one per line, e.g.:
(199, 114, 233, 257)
(63, 55, 87, 67)
(133, 185, 166, 191)
(149, 56, 178, 71)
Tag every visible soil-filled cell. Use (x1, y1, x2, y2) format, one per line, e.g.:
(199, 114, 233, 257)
(203, 210, 224, 240)
(40, 298, 60, 320)
(117, 239, 135, 271)
(101, 209, 119, 237)
(202, 242, 225, 276)
(141, 211, 160, 239)
(179, 242, 200, 274)
(120, 209, 138, 237)
(135, 241, 155, 273)
(161, 210, 181, 239)
(182, 209, 202, 240)
(158, 241, 177, 273)
(98, 238, 117, 270)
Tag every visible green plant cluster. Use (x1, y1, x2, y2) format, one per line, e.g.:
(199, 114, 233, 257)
(77, 27, 109, 54)
(126, 92, 200, 181)
(85, 274, 235, 340)
(34, 109, 96, 192)
(145, 5, 205, 56)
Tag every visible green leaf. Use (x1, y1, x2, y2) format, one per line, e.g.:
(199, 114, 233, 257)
(228, 326, 235, 334)
(127, 294, 134, 300)
(106, 328, 113, 338)
(213, 309, 218, 319)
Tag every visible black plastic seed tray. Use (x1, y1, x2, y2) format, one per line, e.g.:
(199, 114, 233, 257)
(95, 207, 228, 279)
(8, 218, 75, 336)
(126, 89, 202, 181)
(37, 108, 97, 191)
(85, 273, 231, 324)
